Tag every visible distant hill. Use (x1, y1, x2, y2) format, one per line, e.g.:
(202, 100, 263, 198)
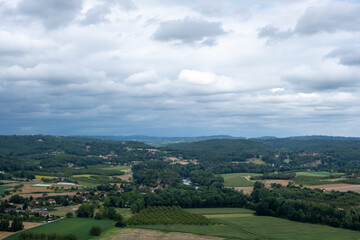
(167, 139, 272, 155)
(255, 137, 360, 153)
(0, 135, 150, 157)
(89, 135, 245, 146)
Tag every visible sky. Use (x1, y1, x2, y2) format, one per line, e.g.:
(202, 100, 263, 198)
(0, 0, 359, 137)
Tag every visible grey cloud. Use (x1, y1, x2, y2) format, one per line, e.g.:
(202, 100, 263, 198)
(17, 0, 83, 29)
(295, 3, 360, 35)
(327, 46, 360, 66)
(108, 0, 137, 11)
(259, 2, 360, 41)
(258, 25, 293, 40)
(284, 72, 360, 92)
(81, 4, 110, 25)
(81, 0, 136, 25)
(193, 0, 251, 21)
(192, 0, 226, 17)
(153, 18, 226, 45)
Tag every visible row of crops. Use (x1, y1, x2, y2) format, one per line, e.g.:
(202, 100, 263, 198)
(127, 206, 216, 225)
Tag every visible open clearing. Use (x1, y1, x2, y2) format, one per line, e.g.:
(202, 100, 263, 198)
(49, 205, 81, 217)
(309, 184, 360, 193)
(232, 187, 253, 194)
(221, 173, 261, 187)
(100, 228, 222, 240)
(246, 158, 266, 165)
(20, 185, 53, 193)
(261, 180, 290, 187)
(137, 208, 360, 240)
(114, 174, 133, 182)
(4, 218, 115, 240)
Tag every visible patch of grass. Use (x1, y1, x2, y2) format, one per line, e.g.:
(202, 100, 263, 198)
(137, 208, 360, 240)
(115, 208, 133, 220)
(295, 171, 343, 177)
(5, 218, 115, 240)
(101, 166, 131, 171)
(221, 173, 261, 187)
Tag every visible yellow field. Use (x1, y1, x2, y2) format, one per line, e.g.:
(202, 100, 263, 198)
(35, 175, 58, 180)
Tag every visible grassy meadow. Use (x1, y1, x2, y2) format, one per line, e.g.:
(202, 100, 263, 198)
(5, 218, 115, 240)
(135, 208, 360, 240)
(221, 173, 261, 187)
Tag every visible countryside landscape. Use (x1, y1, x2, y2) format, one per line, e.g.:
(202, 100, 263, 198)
(2, 0, 360, 239)
(1, 135, 360, 239)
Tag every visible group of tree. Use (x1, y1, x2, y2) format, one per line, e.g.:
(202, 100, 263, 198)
(251, 182, 360, 231)
(18, 231, 77, 240)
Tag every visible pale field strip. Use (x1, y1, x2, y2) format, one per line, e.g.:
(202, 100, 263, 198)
(309, 184, 360, 193)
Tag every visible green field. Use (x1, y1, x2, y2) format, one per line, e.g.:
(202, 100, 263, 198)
(5, 218, 115, 240)
(221, 173, 261, 187)
(0, 185, 12, 194)
(136, 208, 360, 240)
(101, 166, 131, 171)
(295, 171, 343, 177)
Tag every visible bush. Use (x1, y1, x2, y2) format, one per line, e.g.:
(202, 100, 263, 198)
(66, 212, 73, 218)
(62, 234, 77, 240)
(89, 226, 101, 236)
(46, 232, 58, 240)
(115, 221, 126, 228)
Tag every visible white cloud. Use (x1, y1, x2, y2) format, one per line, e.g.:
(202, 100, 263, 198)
(0, 0, 359, 136)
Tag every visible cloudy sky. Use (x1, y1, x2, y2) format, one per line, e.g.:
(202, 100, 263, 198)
(0, 0, 359, 137)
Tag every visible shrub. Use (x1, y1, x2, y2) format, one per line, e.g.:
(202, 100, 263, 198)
(47, 232, 58, 240)
(89, 226, 101, 236)
(115, 221, 126, 228)
(62, 234, 77, 240)
(66, 212, 73, 218)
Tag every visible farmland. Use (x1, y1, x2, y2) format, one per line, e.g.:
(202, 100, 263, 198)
(136, 208, 360, 240)
(96, 228, 221, 240)
(295, 171, 343, 177)
(221, 173, 261, 187)
(5, 218, 115, 240)
(100, 166, 131, 171)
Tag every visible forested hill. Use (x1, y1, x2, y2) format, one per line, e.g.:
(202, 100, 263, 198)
(167, 139, 272, 155)
(255, 138, 360, 153)
(0, 135, 150, 157)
